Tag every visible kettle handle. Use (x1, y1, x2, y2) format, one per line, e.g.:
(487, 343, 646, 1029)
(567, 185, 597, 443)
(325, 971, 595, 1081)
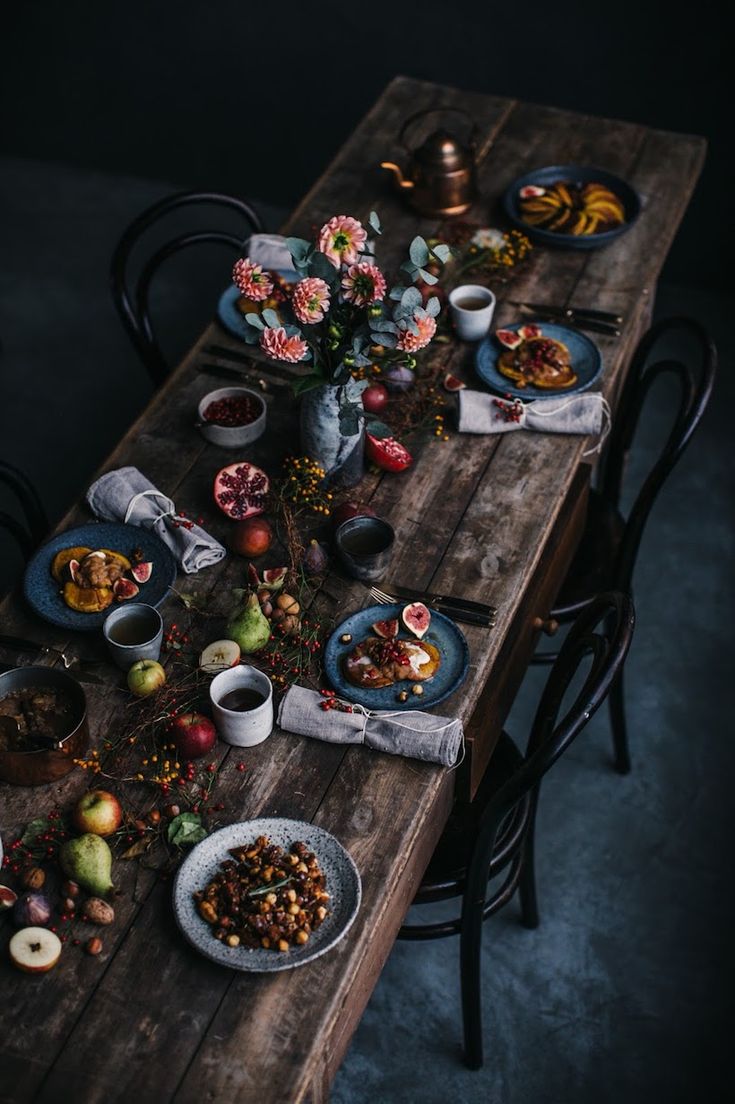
(399, 106, 478, 152)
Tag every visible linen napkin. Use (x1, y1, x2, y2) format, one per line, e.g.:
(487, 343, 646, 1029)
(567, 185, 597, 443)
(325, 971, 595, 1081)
(458, 390, 610, 446)
(277, 684, 463, 768)
(244, 234, 297, 274)
(86, 467, 226, 574)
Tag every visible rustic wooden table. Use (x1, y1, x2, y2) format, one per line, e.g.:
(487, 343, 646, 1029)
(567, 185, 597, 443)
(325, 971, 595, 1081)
(0, 77, 704, 1103)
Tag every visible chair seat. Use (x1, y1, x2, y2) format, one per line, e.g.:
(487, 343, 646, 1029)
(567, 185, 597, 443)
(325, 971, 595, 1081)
(414, 731, 529, 905)
(551, 490, 625, 619)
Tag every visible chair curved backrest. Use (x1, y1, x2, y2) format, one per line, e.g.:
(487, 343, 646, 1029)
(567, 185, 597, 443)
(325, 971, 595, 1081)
(601, 317, 717, 593)
(460, 591, 635, 1065)
(110, 190, 264, 387)
(0, 461, 48, 545)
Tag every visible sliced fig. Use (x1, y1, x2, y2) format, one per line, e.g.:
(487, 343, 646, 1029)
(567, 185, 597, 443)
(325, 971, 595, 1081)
(131, 561, 153, 584)
(0, 886, 18, 911)
(495, 328, 523, 350)
(402, 602, 431, 639)
(261, 567, 288, 591)
(372, 618, 400, 639)
(247, 562, 261, 589)
(443, 372, 466, 393)
(519, 184, 546, 199)
(113, 578, 139, 601)
(68, 559, 81, 583)
(518, 323, 543, 340)
(213, 461, 270, 520)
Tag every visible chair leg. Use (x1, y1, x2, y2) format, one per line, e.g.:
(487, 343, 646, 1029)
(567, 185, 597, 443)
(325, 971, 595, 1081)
(460, 897, 485, 1070)
(609, 669, 630, 774)
(519, 833, 539, 930)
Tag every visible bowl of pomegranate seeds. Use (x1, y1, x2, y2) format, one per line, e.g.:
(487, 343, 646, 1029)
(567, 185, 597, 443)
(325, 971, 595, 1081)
(196, 387, 266, 447)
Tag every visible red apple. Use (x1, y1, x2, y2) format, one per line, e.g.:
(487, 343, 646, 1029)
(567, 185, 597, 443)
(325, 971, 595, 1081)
(171, 712, 217, 760)
(361, 383, 389, 414)
(127, 659, 166, 697)
(231, 517, 273, 558)
(73, 789, 123, 838)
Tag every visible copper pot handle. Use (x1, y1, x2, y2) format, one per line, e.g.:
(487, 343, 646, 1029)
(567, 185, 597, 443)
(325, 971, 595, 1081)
(399, 106, 477, 152)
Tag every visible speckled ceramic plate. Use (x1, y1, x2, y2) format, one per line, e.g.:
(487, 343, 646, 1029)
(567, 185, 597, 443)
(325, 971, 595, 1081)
(324, 603, 470, 710)
(217, 271, 297, 342)
(23, 522, 177, 631)
(475, 320, 603, 400)
(172, 819, 362, 972)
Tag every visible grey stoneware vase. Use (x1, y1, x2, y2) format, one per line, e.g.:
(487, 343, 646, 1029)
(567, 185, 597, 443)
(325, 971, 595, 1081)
(299, 379, 367, 487)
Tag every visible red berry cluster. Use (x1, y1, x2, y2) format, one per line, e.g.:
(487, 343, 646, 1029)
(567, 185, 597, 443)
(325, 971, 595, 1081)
(172, 510, 204, 531)
(2, 810, 68, 871)
(493, 396, 525, 423)
(164, 623, 191, 652)
(319, 689, 354, 713)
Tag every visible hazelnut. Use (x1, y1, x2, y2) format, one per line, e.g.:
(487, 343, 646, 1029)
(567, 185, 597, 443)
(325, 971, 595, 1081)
(63, 897, 77, 914)
(225, 934, 241, 948)
(86, 937, 103, 956)
(82, 898, 115, 926)
(398, 690, 409, 702)
(62, 880, 80, 898)
(411, 684, 424, 696)
(164, 803, 181, 819)
(340, 633, 352, 644)
(295, 930, 309, 945)
(21, 866, 45, 891)
(147, 809, 161, 826)
(276, 593, 300, 616)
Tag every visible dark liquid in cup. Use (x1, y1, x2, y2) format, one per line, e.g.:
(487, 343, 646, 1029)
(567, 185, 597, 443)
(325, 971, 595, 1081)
(219, 687, 266, 712)
(455, 296, 490, 311)
(108, 621, 155, 645)
(339, 530, 391, 556)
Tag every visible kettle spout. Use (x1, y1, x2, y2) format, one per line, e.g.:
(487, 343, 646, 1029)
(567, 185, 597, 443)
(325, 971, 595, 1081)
(380, 161, 414, 190)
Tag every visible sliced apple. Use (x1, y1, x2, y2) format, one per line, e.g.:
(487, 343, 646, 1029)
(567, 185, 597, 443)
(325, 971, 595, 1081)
(199, 639, 242, 673)
(9, 926, 62, 973)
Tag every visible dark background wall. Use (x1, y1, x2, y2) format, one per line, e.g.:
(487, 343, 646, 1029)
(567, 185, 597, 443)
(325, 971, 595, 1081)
(1, 0, 729, 287)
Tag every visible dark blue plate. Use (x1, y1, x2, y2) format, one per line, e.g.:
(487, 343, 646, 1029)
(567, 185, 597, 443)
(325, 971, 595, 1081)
(502, 165, 641, 250)
(324, 604, 469, 711)
(217, 271, 297, 343)
(24, 522, 177, 632)
(476, 320, 603, 400)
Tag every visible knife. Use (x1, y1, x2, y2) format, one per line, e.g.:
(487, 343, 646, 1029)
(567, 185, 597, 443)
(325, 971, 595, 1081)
(0, 636, 107, 684)
(516, 306, 620, 337)
(515, 302, 623, 325)
(382, 585, 496, 618)
(198, 363, 288, 391)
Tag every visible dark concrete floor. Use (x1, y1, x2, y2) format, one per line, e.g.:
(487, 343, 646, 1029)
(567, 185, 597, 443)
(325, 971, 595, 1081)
(1, 158, 733, 1102)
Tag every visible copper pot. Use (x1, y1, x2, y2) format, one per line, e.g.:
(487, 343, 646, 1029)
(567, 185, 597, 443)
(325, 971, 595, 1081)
(0, 665, 88, 786)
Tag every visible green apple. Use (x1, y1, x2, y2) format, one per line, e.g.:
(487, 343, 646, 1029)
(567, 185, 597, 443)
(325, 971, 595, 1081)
(127, 659, 166, 697)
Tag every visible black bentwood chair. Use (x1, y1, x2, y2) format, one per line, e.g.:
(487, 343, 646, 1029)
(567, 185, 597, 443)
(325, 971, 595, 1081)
(398, 591, 635, 1070)
(533, 317, 716, 774)
(110, 191, 264, 388)
(0, 461, 48, 559)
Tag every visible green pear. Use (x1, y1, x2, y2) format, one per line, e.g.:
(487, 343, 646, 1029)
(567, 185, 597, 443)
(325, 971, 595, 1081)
(226, 591, 271, 654)
(60, 834, 114, 897)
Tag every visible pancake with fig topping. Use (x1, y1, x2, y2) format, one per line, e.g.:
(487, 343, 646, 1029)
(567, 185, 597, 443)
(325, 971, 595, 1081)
(343, 636, 441, 689)
(498, 335, 577, 390)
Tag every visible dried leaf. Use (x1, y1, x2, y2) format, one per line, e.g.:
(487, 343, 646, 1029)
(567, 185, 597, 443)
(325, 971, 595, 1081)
(121, 837, 153, 860)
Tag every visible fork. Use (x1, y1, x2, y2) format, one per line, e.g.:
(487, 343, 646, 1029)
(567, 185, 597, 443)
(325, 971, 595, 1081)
(370, 587, 496, 628)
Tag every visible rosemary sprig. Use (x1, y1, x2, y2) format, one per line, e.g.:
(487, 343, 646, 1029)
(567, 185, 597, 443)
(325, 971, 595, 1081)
(247, 875, 294, 898)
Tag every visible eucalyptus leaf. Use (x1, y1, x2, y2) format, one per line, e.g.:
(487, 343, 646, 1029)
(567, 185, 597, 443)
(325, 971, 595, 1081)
(286, 237, 311, 265)
(368, 210, 382, 234)
(365, 418, 391, 438)
(309, 249, 341, 289)
(409, 236, 430, 267)
(375, 332, 398, 348)
(369, 318, 399, 334)
(400, 286, 422, 310)
(261, 308, 281, 329)
(424, 296, 441, 317)
(245, 312, 264, 330)
(430, 243, 451, 263)
(418, 267, 438, 285)
(389, 285, 408, 301)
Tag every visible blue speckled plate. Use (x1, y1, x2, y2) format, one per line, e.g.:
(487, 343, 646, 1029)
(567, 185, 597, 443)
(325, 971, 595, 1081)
(324, 603, 470, 710)
(476, 321, 603, 401)
(502, 164, 641, 250)
(173, 818, 361, 972)
(217, 270, 297, 342)
(23, 522, 177, 632)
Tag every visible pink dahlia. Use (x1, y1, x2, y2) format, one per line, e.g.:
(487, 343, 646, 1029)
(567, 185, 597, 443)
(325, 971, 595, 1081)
(397, 314, 437, 353)
(260, 326, 308, 363)
(341, 262, 387, 307)
(291, 277, 331, 324)
(317, 215, 367, 268)
(232, 258, 273, 302)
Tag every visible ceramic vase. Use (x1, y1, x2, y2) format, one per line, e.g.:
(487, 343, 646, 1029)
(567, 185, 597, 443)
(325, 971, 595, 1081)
(299, 379, 367, 487)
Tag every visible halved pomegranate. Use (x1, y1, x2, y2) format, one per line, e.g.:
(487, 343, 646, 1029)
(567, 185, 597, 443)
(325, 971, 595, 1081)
(131, 562, 153, 584)
(372, 618, 399, 639)
(113, 578, 139, 601)
(365, 434, 413, 473)
(495, 328, 523, 349)
(213, 461, 270, 520)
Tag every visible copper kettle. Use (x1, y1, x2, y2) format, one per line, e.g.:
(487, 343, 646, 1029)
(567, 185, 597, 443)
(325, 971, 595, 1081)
(381, 107, 477, 217)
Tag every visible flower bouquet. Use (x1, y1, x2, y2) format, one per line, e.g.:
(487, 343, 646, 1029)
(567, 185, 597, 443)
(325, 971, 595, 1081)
(231, 212, 449, 482)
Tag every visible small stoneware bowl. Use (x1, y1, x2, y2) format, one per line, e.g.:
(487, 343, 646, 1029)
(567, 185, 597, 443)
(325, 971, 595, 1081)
(209, 665, 273, 747)
(196, 386, 266, 448)
(0, 665, 88, 786)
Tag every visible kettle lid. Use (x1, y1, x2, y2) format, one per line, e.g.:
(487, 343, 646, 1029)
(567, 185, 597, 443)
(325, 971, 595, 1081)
(415, 129, 470, 170)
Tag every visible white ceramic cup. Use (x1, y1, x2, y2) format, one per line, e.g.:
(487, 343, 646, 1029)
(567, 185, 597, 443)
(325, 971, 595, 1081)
(209, 665, 274, 747)
(448, 284, 496, 341)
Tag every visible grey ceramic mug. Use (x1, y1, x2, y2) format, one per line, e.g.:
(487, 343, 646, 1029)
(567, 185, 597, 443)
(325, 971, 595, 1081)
(335, 515, 395, 582)
(103, 604, 164, 670)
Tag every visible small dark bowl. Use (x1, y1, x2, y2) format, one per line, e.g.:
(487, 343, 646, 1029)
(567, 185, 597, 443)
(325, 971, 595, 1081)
(502, 164, 641, 250)
(0, 666, 88, 786)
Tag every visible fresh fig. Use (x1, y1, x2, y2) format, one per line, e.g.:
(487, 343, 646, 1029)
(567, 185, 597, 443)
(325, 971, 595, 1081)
(443, 372, 466, 392)
(261, 567, 288, 591)
(131, 561, 153, 584)
(247, 562, 261, 589)
(518, 323, 543, 340)
(520, 184, 546, 198)
(303, 540, 328, 576)
(13, 891, 52, 928)
(402, 602, 431, 639)
(331, 501, 376, 529)
(113, 578, 139, 601)
(495, 328, 523, 350)
(213, 461, 270, 520)
(382, 365, 415, 393)
(372, 618, 399, 639)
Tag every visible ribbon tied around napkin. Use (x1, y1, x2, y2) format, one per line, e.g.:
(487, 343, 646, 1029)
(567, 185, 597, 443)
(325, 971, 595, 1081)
(458, 390, 611, 455)
(278, 685, 463, 768)
(86, 467, 226, 574)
